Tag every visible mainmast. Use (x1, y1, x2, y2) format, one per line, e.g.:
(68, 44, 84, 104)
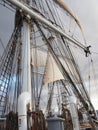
(17, 1, 32, 130)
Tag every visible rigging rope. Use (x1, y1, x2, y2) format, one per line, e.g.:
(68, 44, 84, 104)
(89, 55, 98, 98)
(0, 0, 15, 12)
(53, 0, 87, 44)
(35, 22, 97, 129)
(0, 38, 5, 60)
(0, 38, 5, 50)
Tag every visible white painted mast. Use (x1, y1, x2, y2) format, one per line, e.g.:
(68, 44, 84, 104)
(18, 1, 32, 130)
(21, 18, 31, 94)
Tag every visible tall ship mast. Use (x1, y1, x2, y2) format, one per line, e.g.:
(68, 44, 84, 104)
(0, 0, 98, 130)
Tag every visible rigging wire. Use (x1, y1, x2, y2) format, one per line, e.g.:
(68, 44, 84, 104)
(0, 38, 5, 50)
(46, 31, 80, 88)
(0, 19, 22, 115)
(12, 35, 22, 112)
(53, 38, 79, 86)
(47, 32, 87, 100)
(49, 0, 64, 28)
(89, 54, 98, 98)
(88, 56, 91, 96)
(36, 23, 97, 125)
(65, 40, 91, 101)
(36, 22, 86, 104)
(0, 1, 15, 12)
(37, 51, 49, 109)
(0, 38, 5, 60)
(45, 0, 57, 24)
(32, 27, 37, 110)
(85, 54, 98, 116)
(31, 25, 48, 109)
